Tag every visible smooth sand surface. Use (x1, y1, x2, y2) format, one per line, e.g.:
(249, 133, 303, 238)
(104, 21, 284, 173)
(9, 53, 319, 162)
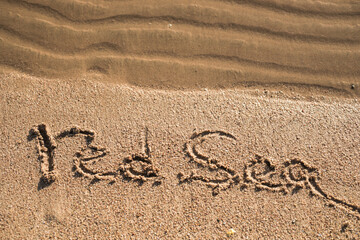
(1, 0, 360, 239)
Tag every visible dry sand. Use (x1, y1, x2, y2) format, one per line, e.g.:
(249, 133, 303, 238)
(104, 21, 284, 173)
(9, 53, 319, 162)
(1, 0, 360, 239)
(1, 73, 359, 239)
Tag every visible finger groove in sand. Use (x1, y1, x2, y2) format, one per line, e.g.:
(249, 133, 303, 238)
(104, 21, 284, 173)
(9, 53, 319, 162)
(28, 123, 360, 218)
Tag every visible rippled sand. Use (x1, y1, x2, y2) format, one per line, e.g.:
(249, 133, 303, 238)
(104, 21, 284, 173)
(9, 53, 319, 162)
(1, 0, 360, 239)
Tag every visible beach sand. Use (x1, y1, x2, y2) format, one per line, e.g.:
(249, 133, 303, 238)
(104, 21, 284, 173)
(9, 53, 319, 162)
(1, 0, 359, 239)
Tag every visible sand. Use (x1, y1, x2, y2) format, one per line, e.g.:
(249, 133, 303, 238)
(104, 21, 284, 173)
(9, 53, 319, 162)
(1, 0, 360, 239)
(1, 0, 359, 95)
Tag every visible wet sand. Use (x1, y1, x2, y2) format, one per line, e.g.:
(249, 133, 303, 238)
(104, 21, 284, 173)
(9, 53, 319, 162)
(1, 0, 360, 239)
(1, 0, 359, 95)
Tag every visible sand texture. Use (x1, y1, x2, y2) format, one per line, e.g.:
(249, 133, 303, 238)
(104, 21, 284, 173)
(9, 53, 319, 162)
(0, 0, 359, 95)
(1, 0, 360, 239)
(0, 74, 359, 239)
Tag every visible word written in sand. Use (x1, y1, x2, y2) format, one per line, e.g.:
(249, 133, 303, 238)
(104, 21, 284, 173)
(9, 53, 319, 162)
(29, 124, 161, 186)
(179, 130, 360, 219)
(28, 124, 360, 219)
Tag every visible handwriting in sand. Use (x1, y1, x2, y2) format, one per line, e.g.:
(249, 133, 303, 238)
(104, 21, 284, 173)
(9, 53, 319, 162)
(28, 123, 360, 218)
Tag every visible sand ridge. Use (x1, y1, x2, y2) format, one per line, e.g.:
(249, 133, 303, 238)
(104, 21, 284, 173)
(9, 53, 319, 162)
(1, 0, 359, 95)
